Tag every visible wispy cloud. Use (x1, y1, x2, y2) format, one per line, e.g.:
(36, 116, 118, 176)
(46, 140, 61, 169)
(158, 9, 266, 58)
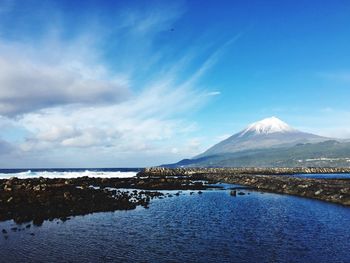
(0, 50, 130, 116)
(206, 91, 221, 96)
(0, 1, 239, 167)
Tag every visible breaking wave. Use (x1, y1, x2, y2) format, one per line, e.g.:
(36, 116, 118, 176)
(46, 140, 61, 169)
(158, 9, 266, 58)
(0, 169, 139, 179)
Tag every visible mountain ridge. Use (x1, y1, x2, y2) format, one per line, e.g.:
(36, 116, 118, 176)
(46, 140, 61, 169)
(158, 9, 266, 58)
(196, 117, 329, 158)
(166, 117, 350, 168)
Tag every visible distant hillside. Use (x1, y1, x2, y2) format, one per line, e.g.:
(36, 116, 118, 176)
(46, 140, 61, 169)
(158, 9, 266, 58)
(165, 117, 350, 168)
(167, 140, 350, 168)
(196, 117, 329, 158)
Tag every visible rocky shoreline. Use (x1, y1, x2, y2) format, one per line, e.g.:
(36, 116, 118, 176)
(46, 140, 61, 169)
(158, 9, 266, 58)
(1, 166, 349, 229)
(0, 175, 213, 226)
(138, 167, 350, 176)
(139, 167, 350, 206)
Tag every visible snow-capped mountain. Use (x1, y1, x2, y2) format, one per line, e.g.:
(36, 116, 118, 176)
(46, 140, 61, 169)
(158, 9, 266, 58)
(164, 116, 350, 168)
(196, 117, 329, 158)
(239, 116, 295, 136)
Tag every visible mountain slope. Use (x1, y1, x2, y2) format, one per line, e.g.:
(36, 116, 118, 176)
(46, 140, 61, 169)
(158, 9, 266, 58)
(169, 140, 350, 168)
(196, 117, 328, 158)
(165, 117, 350, 168)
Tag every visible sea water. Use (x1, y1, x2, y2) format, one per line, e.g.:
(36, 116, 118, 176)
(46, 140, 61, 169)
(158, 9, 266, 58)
(0, 168, 140, 179)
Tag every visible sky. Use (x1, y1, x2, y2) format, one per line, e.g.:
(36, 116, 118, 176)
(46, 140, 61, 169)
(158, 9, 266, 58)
(0, 0, 349, 168)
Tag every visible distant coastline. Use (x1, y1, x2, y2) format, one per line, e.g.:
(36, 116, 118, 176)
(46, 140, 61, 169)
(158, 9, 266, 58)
(141, 166, 350, 176)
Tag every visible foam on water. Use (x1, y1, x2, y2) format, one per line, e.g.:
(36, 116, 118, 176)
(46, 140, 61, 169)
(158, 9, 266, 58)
(0, 170, 138, 179)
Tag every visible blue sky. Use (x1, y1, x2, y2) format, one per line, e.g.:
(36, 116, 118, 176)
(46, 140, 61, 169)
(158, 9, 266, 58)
(0, 0, 349, 167)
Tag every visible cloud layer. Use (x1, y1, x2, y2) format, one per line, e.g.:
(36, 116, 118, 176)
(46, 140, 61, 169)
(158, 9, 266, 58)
(0, 1, 223, 167)
(0, 51, 130, 116)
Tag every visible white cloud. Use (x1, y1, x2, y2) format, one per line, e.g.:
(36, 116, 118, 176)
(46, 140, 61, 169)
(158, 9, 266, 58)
(206, 91, 221, 96)
(0, 38, 131, 116)
(171, 147, 179, 154)
(0, 1, 189, 117)
(0, 2, 238, 167)
(183, 138, 203, 153)
(18, 78, 203, 152)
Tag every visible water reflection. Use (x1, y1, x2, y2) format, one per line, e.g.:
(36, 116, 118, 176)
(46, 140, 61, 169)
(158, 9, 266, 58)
(1, 189, 350, 263)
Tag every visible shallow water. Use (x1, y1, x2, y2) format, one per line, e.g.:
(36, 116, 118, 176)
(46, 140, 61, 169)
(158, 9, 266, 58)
(1, 188, 350, 263)
(287, 173, 350, 179)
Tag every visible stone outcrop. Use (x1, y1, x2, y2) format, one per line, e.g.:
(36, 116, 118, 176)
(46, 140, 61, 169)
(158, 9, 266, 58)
(138, 167, 350, 206)
(138, 167, 350, 177)
(0, 175, 218, 225)
(211, 174, 350, 206)
(0, 177, 164, 225)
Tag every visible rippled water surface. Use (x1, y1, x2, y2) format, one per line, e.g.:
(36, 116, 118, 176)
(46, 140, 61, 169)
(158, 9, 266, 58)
(289, 173, 350, 179)
(1, 189, 350, 263)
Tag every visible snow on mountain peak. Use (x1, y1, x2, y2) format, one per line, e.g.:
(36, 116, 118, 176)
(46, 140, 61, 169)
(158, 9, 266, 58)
(240, 117, 295, 136)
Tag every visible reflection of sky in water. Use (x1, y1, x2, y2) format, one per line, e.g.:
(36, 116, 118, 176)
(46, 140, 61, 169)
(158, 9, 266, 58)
(1, 188, 350, 262)
(289, 173, 350, 179)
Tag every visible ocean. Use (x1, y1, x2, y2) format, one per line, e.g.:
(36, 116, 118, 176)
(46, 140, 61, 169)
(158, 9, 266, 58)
(1, 168, 350, 179)
(0, 168, 141, 179)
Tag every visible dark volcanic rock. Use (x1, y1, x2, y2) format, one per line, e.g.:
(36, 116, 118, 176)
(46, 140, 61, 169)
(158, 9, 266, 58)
(138, 167, 350, 177)
(230, 190, 237, 196)
(0, 177, 168, 225)
(0, 173, 214, 225)
(210, 174, 350, 205)
(138, 167, 350, 206)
